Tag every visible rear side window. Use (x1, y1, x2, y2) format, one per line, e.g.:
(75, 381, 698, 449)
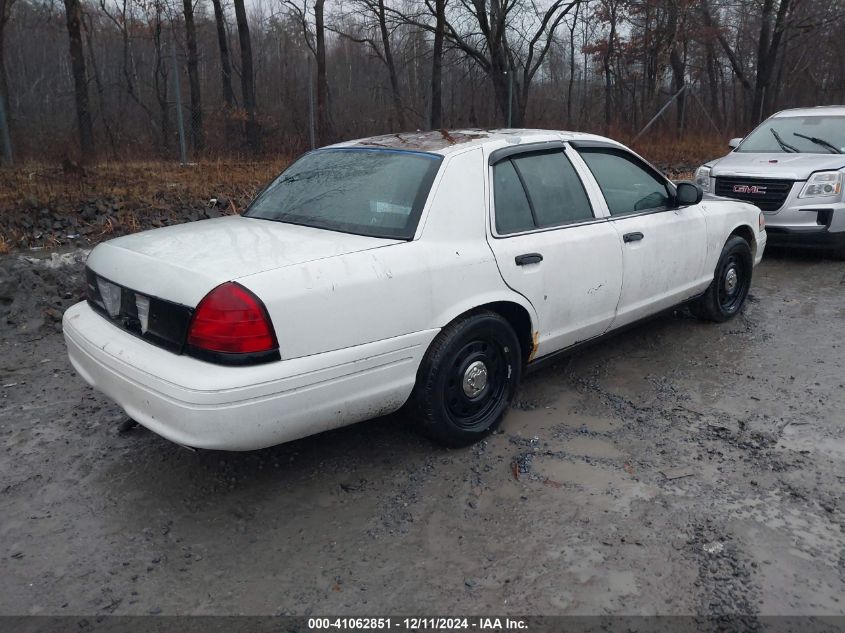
(577, 149, 671, 216)
(493, 150, 594, 235)
(493, 160, 535, 234)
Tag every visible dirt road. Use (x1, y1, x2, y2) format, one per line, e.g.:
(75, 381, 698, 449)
(1, 250, 843, 616)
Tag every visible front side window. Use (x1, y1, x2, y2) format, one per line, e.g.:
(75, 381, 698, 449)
(736, 116, 845, 154)
(493, 150, 594, 235)
(578, 149, 671, 216)
(245, 148, 442, 239)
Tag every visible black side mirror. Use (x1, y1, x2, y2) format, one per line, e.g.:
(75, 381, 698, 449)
(675, 181, 703, 206)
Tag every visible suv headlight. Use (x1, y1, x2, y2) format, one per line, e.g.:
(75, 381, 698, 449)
(694, 165, 712, 193)
(799, 171, 843, 199)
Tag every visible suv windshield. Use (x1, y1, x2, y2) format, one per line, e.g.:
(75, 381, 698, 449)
(245, 148, 442, 239)
(737, 115, 845, 154)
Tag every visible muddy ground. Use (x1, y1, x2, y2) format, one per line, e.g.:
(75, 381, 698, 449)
(0, 249, 843, 617)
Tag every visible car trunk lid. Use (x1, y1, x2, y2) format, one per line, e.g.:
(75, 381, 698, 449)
(86, 215, 402, 306)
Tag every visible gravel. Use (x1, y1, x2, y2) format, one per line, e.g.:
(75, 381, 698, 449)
(0, 247, 843, 617)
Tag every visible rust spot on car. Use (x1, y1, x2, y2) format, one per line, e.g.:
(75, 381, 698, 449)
(528, 331, 540, 361)
(350, 130, 490, 152)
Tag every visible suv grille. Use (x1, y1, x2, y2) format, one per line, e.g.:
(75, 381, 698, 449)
(714, 176, 793, 212)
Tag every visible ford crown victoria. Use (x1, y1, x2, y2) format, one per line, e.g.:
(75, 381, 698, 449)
(63, 129, 766, 450)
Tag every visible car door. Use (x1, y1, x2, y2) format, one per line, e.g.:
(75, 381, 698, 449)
(485, 142, 623, 358)
(572, 143, 708, 329)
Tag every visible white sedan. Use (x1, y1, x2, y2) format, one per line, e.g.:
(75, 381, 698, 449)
(63, 129, 766, 450)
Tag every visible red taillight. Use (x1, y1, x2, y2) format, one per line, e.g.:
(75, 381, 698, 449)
(187, 282, 277, 355)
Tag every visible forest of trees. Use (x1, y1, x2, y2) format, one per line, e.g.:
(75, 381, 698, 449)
(0, 0, 843, 163)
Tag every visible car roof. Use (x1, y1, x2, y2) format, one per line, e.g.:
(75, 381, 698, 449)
(326, 128, 621, 156)
(772, 105, 845, 118)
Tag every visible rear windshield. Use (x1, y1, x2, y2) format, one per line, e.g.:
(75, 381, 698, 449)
(737, 116, 845, 154)
(245, 148, 442, 239)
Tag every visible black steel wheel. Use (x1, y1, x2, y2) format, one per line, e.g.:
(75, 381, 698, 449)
(716, 251, 751, 315)
(412, 310, 522, 446)
(690, 235, 753, 322)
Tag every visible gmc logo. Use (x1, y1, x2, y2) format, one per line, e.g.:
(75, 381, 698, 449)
(733, 184, 767, 195)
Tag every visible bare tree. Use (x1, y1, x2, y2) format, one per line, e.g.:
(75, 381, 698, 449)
(596, 0, 622, 134)
(210, 0, 235, 111)
(752, 0, 795, 121)
(0, 0, 15, 163)
(565, 0, 580, 128)
(699, 6, 722, 127)
(376, 0, 405, 128)
(703, 0, 796, 125)
(398, 0, 584, 126)
(234, 0, 260, 150)
(182, 0, 205, 151)
(666, 0, 686, 131)
(331, 0, 406, 129)
(4, 0, 845, 160)
(98, 0, 158, 134)
(285, 0, 332, 144)
(150, 0, 171, 150)
(82, 12, 117, 156)
(62, 0, 95, 159)
(314, 0, 330, 143)
(429, 0, 445, 128)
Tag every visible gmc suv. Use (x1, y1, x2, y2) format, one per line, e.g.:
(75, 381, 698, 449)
(695, 106, 845, 258)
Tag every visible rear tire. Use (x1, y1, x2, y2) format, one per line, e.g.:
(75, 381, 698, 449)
(412, 310, 522, 447)
(690, 235, 753, 322)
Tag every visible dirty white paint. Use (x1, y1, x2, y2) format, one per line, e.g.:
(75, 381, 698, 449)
(66, 129, 766, 450)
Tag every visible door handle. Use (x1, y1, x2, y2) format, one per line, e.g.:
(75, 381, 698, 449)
(623, 232, 644, 243)
(515, 253, 543, 266)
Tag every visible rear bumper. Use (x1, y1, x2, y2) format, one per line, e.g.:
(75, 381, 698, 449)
(63, 302, 436, 450)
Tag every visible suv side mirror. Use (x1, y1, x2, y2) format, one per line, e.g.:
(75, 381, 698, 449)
(676, 181, 703, 206)
(728, 137, 743, 150)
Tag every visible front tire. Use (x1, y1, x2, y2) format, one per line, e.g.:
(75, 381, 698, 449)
(690, 235, 753, 322)
(412, 310, 522, 447)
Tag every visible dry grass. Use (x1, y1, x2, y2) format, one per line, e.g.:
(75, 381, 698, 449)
(0, 158, 292, 217)
(0, 137, 725, 253)
(0, 158, 293, 252)
(0, 135, 724, 216)
(629, 133, 729, 170)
